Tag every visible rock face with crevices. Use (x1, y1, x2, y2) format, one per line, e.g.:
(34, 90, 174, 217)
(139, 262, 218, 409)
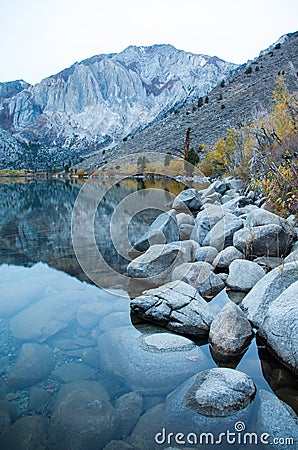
(257, 281, 298, 374)
(240, 262, 298, 328)
(130, 280, 214, 336)
(171, 261, 225, 296)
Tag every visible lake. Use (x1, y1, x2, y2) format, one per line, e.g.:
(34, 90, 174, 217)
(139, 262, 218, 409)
(0, 179, 297, 449)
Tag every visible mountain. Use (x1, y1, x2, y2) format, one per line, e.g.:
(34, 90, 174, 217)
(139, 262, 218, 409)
(0, 45, 237, 169)
(74, 31, 298, 171)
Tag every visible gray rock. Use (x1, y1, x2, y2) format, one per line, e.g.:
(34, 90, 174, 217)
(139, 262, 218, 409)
(98, 326, 209, 395)
(241, 262, 298, 328)
(115, 392, 143, 437)
(202, 193, 221, 204)
(255, 390, 298, 449)
(0, 400, 18, 422)
(8, 343, 55, 388)
(203, 213, 244, 251)
(286, 214, 296, 228)
(194, 205, 224, 245)
(28, 387, 50, 410)
(104, 442, 135, 450)
(222, 196, 252, 213)
(0, 378, 9, 400)
(176, 212, 195, 226)
(209, 302, 254, 356)
(0, 416, 48, 450)
(174, 239, 198, 261)
(131, 280, 214, 336)
(224, 177, 242, 191)
(127, 242, 191, 285)
(226, 259, 265, 292)
(195, 246, 218, 264)
(0, 408, 11, 434)
(178, 223, 194, 240)
(48, 380, 121, 450)
(172, 189, 203, 212)
(200, 180, 224, 199)
(9, 291, 87, 342)
(133, 210, 179, 252)
(52, 362, 96, 382)
(245, 208, 290, 228)
(130, 370, 254, 450)
(258, 281, 298, 374)
(233, 224, 294, 257)
(284, 248, 298, 263)
(172, 262, 225, 297)
(212, 245, 244, 269)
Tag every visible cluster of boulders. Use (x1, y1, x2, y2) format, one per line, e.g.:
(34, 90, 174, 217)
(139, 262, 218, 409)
(129, 177, 298, 372)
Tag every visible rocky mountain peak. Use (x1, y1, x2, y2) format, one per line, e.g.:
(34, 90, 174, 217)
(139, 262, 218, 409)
(0, 44, 238, 168)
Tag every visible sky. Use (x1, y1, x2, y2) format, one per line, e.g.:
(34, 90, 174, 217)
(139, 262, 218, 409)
(0, 0, 297, 85)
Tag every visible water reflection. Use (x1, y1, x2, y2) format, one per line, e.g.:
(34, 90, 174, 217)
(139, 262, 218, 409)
(257, 340, 298, 414)
(0, 178, 187, 289)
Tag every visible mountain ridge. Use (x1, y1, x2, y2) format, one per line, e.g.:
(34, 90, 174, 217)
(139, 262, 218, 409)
(77, 31, 298, 171)
(0, 44, 237, 169)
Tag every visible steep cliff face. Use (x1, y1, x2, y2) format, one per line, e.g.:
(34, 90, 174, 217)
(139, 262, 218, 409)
(0, 44, 237, 168)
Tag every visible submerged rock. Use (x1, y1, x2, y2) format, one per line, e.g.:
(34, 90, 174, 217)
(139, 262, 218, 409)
(130, 368, 255, 449)
(51, 361, 96, 383)
(9, 291, 87, 342)
(0, 416, 48, 450)
(255, 390, 298, 449)
(97, 326, 209, 395)
(209, 302, 254, 357)
(8, 343, 55, 388)
(48, 380, 121, 450)
(130, 280, 214, 336)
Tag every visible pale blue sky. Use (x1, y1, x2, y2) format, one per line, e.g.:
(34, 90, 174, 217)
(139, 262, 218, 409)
(0, 0, 297, 85)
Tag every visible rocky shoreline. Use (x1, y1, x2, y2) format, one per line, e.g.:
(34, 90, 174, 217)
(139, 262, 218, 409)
(129, 177, 298, 372)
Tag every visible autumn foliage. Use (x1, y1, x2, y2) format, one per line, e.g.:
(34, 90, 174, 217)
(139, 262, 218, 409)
(198, 76, 298, 217)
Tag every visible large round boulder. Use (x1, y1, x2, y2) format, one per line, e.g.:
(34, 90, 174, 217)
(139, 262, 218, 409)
(97, 326, 209, 395)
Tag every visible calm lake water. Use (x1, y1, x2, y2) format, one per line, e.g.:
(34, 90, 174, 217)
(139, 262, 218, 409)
(0, 179, 297, 449)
